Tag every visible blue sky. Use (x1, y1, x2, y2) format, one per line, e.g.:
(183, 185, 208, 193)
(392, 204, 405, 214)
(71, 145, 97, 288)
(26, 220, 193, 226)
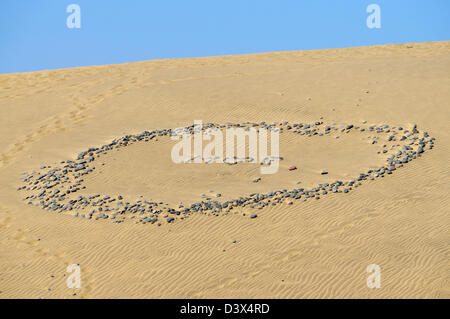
(0, 0, 448, 74)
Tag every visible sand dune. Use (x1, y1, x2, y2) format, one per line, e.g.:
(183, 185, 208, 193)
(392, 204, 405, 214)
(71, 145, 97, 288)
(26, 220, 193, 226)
(0, 41, 449, 298)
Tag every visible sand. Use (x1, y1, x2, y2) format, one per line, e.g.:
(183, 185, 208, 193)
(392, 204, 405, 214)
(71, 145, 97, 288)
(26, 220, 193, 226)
(0, 41, 449, 299)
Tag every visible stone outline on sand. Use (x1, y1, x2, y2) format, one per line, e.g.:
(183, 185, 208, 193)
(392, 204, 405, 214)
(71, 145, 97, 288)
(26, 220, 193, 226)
(17, 121, 435, 225)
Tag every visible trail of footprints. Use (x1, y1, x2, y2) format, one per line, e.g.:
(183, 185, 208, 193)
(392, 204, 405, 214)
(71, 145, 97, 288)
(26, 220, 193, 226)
(0, 205, 94, 298)
(0, 66, 295, 170)
(0, 80, 131, 169)
(16, 120, 435, 227)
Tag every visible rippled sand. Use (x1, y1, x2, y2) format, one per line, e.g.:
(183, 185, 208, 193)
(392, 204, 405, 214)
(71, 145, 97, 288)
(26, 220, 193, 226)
(0, 41, 449, 298)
